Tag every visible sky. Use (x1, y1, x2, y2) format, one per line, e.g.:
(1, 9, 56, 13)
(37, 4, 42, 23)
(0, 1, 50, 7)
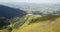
(0, 0, 60, 4)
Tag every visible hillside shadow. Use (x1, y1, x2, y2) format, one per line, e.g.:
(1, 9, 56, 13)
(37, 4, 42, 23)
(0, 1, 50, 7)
(0, 5, 26, 18)
(29, 15, 60, 25)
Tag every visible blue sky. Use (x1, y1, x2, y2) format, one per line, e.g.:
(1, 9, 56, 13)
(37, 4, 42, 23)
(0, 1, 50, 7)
(0, 0, 60, 4)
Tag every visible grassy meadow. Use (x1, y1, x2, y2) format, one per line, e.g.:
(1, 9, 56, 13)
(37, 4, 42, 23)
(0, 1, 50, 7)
(11, 14, 60, 32)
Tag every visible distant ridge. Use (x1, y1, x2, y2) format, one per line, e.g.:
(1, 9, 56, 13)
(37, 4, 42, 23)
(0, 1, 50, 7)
(0, 5, 26, 18)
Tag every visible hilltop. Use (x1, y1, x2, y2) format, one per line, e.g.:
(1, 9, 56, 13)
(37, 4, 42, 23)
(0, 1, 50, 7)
(11, 14, 60, 32)
(0, 14, 60, 32)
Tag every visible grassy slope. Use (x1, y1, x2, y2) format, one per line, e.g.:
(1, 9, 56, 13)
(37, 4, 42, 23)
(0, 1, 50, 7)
(12, 14, 60, 32)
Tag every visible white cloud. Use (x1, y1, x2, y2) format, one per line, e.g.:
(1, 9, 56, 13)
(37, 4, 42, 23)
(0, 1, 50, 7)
(0, 0, 60, 4)
(0, 0, 27, 2)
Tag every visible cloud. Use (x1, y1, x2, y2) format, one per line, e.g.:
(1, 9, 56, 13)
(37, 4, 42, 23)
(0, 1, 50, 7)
(0, 0, 26, 2)
(0, 0, 60, 4)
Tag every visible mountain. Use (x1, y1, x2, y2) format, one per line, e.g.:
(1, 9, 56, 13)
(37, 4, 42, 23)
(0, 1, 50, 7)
(9, 14, 60, 32)
(0, 5, 26, 18)
(0, 5, 26, 30)
(0, 3, 60, 32)
(0, 3, 60, 16)
(0, 14, 60, 32)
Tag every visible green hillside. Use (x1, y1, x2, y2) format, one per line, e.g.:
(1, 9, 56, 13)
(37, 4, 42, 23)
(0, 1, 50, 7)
(11, 14, 60, 32)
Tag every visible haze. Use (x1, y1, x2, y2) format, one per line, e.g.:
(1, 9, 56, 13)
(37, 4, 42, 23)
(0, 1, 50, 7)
(0, 0, 60, 4)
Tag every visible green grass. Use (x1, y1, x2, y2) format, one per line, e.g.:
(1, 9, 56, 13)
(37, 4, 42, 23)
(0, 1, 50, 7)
(11, 14, 60, 32)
